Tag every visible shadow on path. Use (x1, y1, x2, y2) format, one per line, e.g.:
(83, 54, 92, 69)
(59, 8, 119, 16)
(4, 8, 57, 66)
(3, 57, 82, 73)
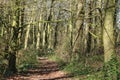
(5, 57, 73, 80)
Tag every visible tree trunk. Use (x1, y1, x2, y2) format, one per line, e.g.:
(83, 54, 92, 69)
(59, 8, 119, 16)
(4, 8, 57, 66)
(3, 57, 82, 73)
(8, 52, 17, 74)
(24, 24, 31, 49)
(115, 0, 120, 45)
(36, 16, 42, 49)
(103, 0, 115, 63)
(83, 0, 91, 55)
(103, 0, 117, 79)
(73, 0, 83, 52)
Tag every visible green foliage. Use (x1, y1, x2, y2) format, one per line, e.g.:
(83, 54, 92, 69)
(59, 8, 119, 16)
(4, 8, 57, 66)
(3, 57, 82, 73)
(37, 48, 54, 57)
(0, 57, 7, 74)
(103, 57, 118, 80)
(48, 53, 105, 79)
(63, 60, 94, 76)
(117, 55, 120, 79)
(55, 55, 104, 80)
(17, 49, 38, 71)
(48, 54, 60, 61)
(86, 72, 104, 80)
(0, 37, 8, 74)
(55, 37, 72, 62)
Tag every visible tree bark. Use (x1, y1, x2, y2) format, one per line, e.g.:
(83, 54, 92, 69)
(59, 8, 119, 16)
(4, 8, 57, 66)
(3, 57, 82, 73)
(103, 0, 115, 62)
(36, 16, 42, 49)
(24, 24, 31, 49)
(8, 52, 17, 74)
(103, 0, 117, 79)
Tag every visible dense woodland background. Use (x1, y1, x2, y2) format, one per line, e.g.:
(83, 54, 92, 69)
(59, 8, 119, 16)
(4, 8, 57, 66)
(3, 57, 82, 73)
(0, 0, 120, 80)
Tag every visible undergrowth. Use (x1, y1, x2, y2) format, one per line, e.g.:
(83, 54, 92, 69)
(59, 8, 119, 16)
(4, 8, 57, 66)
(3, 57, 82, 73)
(45, 50, 120, 80)
(0, 38, 7, 75)
(17, 49, 38, 71)
(48, 53, 105, 80)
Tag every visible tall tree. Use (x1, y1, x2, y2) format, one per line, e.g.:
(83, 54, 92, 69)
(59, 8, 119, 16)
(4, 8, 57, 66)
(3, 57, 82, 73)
(103, 0, 117, 79)
(73, 0, 83, 57)
(4, 0, 24, 75)
(116, 0, 120, 44)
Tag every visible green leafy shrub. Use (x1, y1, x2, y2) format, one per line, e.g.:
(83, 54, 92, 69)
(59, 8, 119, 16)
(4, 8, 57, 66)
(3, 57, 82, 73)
(86, 71, 104, 80)
(62, 55, 104, 80)
(37, 48, 55, 57)
(103, 57, 118, 80)
(63, 60, 94, 76)
(17, 49, 38, 71)
(0, 37, 8, 74)
(55, 37, 73, 62)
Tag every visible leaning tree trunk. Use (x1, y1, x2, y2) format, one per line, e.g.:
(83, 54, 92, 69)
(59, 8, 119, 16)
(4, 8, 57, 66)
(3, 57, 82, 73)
(73, 0, 83, 56)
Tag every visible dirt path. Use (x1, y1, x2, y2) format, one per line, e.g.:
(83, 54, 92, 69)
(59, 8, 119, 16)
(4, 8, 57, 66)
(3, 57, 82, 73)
(6, 57, 73, 80)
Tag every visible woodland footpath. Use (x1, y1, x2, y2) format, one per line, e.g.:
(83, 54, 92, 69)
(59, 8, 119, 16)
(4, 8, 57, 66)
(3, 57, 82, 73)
(0, 0, 120, 80)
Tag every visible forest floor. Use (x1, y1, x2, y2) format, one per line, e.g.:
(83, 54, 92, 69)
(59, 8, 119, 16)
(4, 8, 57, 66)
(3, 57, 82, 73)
(5, 57, 75, 80)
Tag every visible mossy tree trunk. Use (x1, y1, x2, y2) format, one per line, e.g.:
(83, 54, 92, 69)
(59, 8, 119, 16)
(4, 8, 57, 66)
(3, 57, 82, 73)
(103, 0, 117, 79)
(36, 15, 42, 49)
(116, 0, 120, 45)
(4, 0, 23, 75)
(72, 0, 83, 58)
(82, 0, 91, 55)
